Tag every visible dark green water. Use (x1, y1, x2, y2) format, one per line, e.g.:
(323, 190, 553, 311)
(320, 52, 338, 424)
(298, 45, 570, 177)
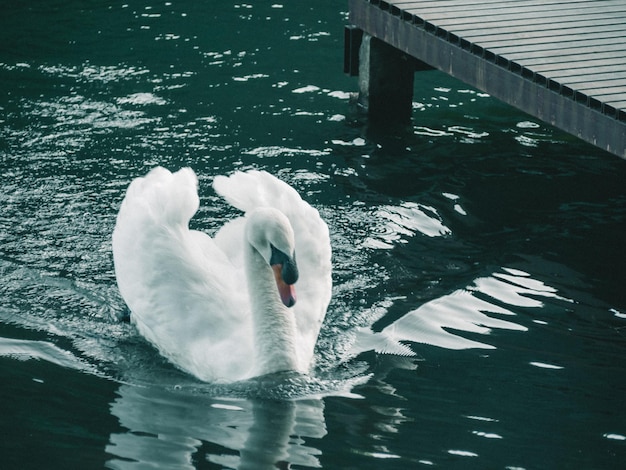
(1, 1, 625, 468)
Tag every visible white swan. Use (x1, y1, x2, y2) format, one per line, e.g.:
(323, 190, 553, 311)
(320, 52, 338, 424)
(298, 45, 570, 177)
(112, 167, 332, 383)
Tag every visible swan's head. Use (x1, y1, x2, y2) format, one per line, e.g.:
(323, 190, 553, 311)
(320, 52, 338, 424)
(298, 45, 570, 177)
(246, 208, 299, 307)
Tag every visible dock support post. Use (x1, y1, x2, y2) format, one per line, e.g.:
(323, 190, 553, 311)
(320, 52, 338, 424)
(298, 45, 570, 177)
(357, 33, 414, 123)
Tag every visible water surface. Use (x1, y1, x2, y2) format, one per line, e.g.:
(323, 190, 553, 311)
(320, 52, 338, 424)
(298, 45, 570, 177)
(1, 1, 625, 469)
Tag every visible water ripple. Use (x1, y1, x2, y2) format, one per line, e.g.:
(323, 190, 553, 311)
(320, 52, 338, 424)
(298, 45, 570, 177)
(365, 202, 452, 248)
(349, 267, 568, 355)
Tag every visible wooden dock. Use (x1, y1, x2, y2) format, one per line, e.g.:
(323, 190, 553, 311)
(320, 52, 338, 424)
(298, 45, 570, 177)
(346, 0, 626, 159)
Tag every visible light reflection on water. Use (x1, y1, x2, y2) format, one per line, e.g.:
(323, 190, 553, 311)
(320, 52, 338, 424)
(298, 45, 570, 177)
(365, 201, 452, 249)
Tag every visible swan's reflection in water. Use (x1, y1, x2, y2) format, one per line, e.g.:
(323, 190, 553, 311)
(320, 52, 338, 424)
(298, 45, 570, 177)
(106, 383, 327, 469)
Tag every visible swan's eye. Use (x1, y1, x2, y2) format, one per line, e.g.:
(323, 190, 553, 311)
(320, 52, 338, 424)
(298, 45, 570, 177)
(270, 245, 299, 285)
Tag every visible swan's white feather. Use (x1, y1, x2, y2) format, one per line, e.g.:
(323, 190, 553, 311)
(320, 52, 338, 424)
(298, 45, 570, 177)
(112, 167, 331, 382)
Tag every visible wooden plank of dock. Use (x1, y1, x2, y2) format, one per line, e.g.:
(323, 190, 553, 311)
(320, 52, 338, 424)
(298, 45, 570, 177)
(348, 0, 626, 159)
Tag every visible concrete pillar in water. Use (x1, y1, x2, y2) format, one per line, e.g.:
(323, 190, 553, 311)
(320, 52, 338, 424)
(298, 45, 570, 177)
(357, 33, 415, 123)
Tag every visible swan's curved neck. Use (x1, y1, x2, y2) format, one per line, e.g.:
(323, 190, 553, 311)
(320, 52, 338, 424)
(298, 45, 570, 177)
(245, 243, 298, 376)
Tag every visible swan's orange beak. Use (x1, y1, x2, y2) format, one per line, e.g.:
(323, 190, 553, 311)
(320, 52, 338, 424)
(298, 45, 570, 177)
(272, 264, 297, 308)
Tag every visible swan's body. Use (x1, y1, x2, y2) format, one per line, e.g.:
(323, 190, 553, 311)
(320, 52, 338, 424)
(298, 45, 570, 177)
(112, 167, 331, 382)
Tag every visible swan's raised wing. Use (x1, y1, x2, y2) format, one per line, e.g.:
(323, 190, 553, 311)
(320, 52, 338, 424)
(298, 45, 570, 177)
(113, 167, 253, 382)
(213, 171, 332, 371)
